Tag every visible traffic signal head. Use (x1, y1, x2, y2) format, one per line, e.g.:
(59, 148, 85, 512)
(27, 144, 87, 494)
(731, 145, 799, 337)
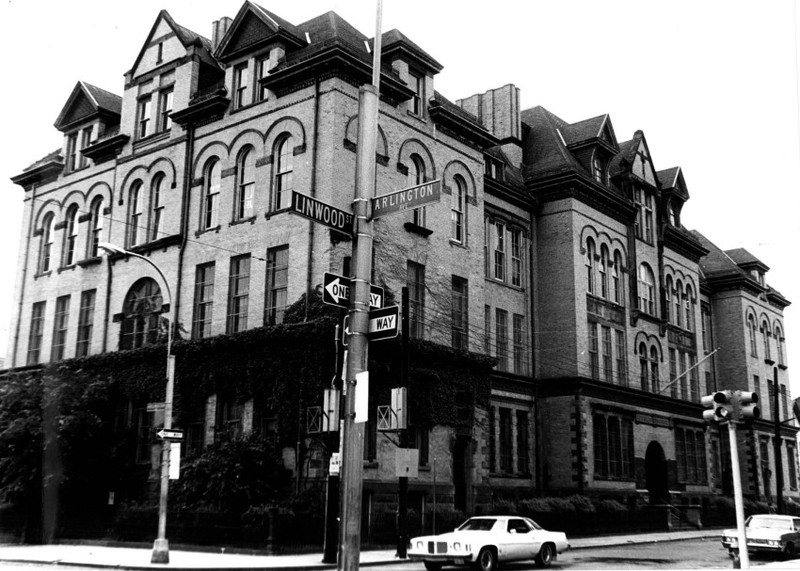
(735, 390, 760, 420)
(702, 390, 734, 423)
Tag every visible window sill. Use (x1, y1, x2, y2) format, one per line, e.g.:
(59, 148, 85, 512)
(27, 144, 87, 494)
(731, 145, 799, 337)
(34, 270, 53, 280)
(764, 358, 776, 366)
(195, 225, 221, 238)
(449, 239, 467, 249)
(133, 131, 170, 149)
(484, 276, 525, 292)
(363, 461, 379, 470)
(779, 364, 788, 371)
(230, 216, 257, 227)
(404, 222, 433, 237)
(77, 257, 102, 268)
(57, 264, 77, 274)
(264, 207, 291, 220)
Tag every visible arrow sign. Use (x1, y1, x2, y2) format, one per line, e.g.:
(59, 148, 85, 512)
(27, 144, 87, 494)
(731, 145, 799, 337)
(323, 272, 383, 309)
(291, 191, 354, 236)
(368, 305, 399, 341)
(371, 179, 441, 218)
(156, 428, 184, 441)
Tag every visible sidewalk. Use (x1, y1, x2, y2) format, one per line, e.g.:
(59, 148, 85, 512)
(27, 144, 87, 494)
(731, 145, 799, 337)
(0, 529, 726, 570)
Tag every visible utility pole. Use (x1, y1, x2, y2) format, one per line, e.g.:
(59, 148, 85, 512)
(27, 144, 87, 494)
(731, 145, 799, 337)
(773, 367, 784, 514)
(727, 421, 750, 569)
(397, 287, 410, 559)
(338, 3, 382, 569)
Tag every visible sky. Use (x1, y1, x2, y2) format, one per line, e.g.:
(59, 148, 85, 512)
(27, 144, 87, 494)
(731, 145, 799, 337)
(1, 0, 799, 398)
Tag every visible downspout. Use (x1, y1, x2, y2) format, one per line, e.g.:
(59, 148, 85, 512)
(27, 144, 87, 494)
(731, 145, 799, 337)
(304, 74, 321, 321)
(11, 181, 36, 367)
(529, 208, 543, 494)
(173, 124, 195, 342)
(101, 166, 119, 353)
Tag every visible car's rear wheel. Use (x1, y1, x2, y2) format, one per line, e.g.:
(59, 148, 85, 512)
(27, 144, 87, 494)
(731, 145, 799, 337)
(424, 562, 443, 571)
(783, 542, 795, 560)
(476, 547, 497, 571)
(536, 543, 555, 567)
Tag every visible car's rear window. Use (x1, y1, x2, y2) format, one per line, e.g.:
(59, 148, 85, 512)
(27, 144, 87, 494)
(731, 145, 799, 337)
(458, 519, 496, 531)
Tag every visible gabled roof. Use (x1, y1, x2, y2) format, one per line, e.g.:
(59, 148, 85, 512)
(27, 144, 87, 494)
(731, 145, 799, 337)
(610, 130, 658, 187)
(657, 166, 689, 201)
(53, 81, 122, 132)
(379, 28, 443, 74)
(561, 114, 617, 150)
(215, 1, 305, 62)
(128, 10, 214, 76)
(520, 106, 583, 178)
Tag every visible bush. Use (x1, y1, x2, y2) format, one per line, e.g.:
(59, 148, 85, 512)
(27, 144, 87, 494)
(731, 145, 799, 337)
(596, 499, 627, 514)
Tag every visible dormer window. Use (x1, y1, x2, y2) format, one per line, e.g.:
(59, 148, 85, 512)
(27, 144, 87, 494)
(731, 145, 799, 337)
(234, 64, 249, 109)
(634, 188, 654, 243)
(485, 156, 504, 182)
(592, 154, 607, 185)
(257, 55, 271, 102)
(158, 88, 173, 132)
(137, 97, 151, 139)
(409, 70, 424, 115)
(66, 133, 79, 171)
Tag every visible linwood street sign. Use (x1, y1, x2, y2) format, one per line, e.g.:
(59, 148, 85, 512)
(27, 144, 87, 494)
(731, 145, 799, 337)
(371, 179, 441, 218)
(323, 272, 383, 309)
(291, 191, 354, 235)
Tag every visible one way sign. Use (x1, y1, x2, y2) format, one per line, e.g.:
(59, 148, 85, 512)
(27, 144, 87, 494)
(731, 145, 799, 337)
(323, 272, 383, 309)
(368, 305, 399, 341)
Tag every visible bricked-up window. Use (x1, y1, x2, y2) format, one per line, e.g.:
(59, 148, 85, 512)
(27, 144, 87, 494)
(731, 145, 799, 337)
(39, 213, 55, 274)
(120, 278, 162, 350)
(748, 313, 758, 357)
(88, 198, 104, 258)
(407, 261, 426, 339)
(158, 87, 173, 132)
(203, 159, 221, 230)
(192, 263, 215, 339)
(235, 147, 256, 221)
(51, 295, 70, 361)
(495, 309, 509, 372)
(27, 301, 46, 365)
(498, 407, 513, 473)
(615, 330, 627, 386)
(676, 426, 707, 484)
(516, 410, 530, 474)
(488, 406, 496, 473)
(637, 263, 655, 315)
(408, 154, 427, 227)
(593, 412, 634, 480)
(585, 238, 596, 294)
(451, 276, 468, 351)
(234, 63, 249, 109)
(127, 180, 144, 248)
(75, 289, 96, 358)
(451, 175, 466, 243)
(150, 174, 164, 242)
(788, 445, 798, 489)
(265, 246, 289, 326)
(137, 97, 151, 139)
(274, 136, 294, 210)
(227, 255, 250, 334)
(513, 314, 526, 375)
(62, 205, 79, 266)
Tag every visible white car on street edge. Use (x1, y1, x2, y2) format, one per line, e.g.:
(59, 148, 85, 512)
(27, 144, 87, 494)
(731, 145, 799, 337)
(408, 515, 570, 570)
(722, 514, 800, 559)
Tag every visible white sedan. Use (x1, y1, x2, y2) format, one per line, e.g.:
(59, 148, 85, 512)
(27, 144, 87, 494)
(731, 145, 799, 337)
(408, 515, 570, 570)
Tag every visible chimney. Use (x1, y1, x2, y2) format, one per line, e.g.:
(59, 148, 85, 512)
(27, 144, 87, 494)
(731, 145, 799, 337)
(212, 17, 233, 51)
(457, 84, 522, 166)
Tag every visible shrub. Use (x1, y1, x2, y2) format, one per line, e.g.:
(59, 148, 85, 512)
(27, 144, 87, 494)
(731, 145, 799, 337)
(596, 499, 627, 514)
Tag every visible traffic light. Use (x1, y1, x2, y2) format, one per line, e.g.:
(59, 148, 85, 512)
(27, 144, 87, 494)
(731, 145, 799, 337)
(735, 390, 760, 420)
(702, 390, 734, 423)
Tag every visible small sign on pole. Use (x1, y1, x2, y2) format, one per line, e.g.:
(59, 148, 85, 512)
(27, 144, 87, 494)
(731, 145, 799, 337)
(354, 371, 369, 423)
(395, 448, 419, 478)
(169, 442, 181, 480)
(329, 452, 341, 476)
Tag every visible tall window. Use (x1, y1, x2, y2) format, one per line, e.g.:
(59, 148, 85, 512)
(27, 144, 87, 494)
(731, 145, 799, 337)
(689, 354, 699, 401)
(498, 407, 513, 473)
(649, 346, 659, 393)
(451, 175, 465, 243)
(203, 159, 221, 230)
(674, 279, 683, 328)
(234, 63, 249, 109)
(79, 127, 92, 168)
(236, 148, 256, 220)
(274, 136, 293, 210)
(513, 314, 526, 375)
(761, 320, 771, 361)
(88, 198, 103, 258)
(27, 301, 46, 365)
(51, 295, 70, 361)
(495, 309, 509, 372)
(510, 228, 523, 287)
(63, 205, 79, 266)
(602, 326, 613, 382)
(665, 276, 673, 324)
(676, 427, 707, 484)
(408, 154, 426, 227)
(451, 276, 468, 351)
(407, 261, 426, 339)
(685, 285, 694, 331)
(75, 289, 96, 358)
(789, 445, 798, 490)
(257, 55, 271, 101)
(227, 255, 251, 334)
(137, 97, 151, 139)
(493, 221, 506, 281)
(192, 262, 215, 339)
(669, 348, 678, 398)
(120, 278, 162, 350)
(484, 305, 491, 355)
(612, 251, 623, 304)
(66, 132, 79, 171)
(150, 174, 164, 241)
(592, 154, 606, 184)
(634, 188, 644, 239)
(265, 246, 289, 326)
(644, 193, 654, 242)
(127, 181, 144, 247)
(516, 410, 530, 474)
(585, 239, 596, 294)
(637, 263, 655, 315)
(747, 314, 758, 357)
(593, 413, 634, 479)
(776, 325, 785, 365)
(599, 246, 609, 298)
(639, 343, 649, 391)
(589, 322, 599, 380)
(158, 88, 173, 132)
(409, 70, 424, 115)
(615, 330, 627, 386)
(39, 213, 55, 273)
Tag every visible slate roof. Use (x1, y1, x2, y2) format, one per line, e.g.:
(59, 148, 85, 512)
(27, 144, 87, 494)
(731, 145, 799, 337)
(23, 149, 63, 172)
(561, 114, 607, 146)
(726, 248, 769, 270)
(520, 106, 582, 178)
(250, 1, 304, 40)
(657, 166, 680, 189)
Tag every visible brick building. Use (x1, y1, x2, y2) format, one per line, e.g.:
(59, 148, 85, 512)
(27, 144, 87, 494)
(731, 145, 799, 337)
(7, 1, 798, 524)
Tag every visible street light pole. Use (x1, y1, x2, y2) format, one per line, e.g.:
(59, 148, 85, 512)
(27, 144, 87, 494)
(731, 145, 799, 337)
(99, 242, 175, 564)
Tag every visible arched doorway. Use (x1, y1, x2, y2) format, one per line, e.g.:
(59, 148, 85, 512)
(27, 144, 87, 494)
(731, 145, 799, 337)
(645, 441, 669, 505)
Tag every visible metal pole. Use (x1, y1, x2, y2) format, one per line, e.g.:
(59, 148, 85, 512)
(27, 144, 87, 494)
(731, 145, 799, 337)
(396, 287, 410, 558)
(728, 421, 750, 569)
(773, 367, 784, 513)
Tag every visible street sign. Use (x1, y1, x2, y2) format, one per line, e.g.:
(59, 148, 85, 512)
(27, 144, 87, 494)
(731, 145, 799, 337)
(329, 452, 341, 475)
(368, 305, 400, 341)
(156, 428, 184, 441)
(323, 272, 383, 309)
(291, 191, 354, 236)
(371, 179, 441, 218)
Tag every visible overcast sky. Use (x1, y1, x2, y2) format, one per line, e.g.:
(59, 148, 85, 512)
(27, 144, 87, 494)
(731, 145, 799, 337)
(1, 0, 798, 397)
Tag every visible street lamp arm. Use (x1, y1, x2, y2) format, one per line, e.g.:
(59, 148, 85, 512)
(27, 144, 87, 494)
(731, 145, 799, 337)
(97, 242, 173, 305)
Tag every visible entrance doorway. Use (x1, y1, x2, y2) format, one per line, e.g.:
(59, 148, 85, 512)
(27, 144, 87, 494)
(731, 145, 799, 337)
(645, 441, 669, 504)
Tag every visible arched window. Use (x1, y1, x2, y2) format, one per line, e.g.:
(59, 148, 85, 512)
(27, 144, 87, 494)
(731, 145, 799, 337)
(120, 277, 164, 350)
(638, 264, 655, 315)
(274, 136, 293, 210)
(408, 154, 426, 227)
(599, 246, 609, 299)
(150, 173, 164, 241)
(674, 279, 683, 328)
(585, 239, 596, 295)
(639, 342, 648, 391)
(235, 147, 255, 220)
(761, 320, 771, 361)
(650, 346, 659, 393)
(203, 159, 221, 230)
(775, 324, 785, 365)
(684, 284, 694, 331)
(451, 175, 466, 243)
(665, 276, 673, 323)
(39, 212, 55, 273)
(87, 198, 104, 258)
(127, 180, 144, 247)
(747, 313, 758, 357)
(612, 251, 623, 304)
(63, 205, 79, 266)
